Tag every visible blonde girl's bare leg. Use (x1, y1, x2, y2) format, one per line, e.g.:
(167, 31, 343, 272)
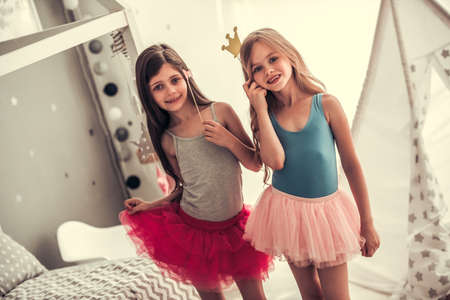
(235, 278, 267, 300)
(317, 262, 351, 300)
(288, 262, 324, 300)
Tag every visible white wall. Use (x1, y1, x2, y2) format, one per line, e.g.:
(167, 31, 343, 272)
(0, 0, 128, 269)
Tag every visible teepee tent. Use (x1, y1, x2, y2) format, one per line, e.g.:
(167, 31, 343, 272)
(344, 0, 450, 299)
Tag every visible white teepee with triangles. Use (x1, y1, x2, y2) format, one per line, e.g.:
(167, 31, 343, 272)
(341, 0, 450, 299)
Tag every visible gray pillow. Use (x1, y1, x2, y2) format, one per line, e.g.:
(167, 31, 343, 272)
(0, 227, 47, 296)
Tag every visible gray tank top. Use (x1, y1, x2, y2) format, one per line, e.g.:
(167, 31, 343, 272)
(166, 103, 243, 221)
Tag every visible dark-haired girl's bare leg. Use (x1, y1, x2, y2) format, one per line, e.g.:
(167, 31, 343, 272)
(235, 278, 267, 300)
(195, 288, 225, 300)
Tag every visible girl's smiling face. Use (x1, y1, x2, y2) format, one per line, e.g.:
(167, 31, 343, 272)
(249, 41, 293, 92)
(148, 63, 188, 112)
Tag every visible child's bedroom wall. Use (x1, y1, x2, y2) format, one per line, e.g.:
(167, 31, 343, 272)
(0, 0, 137, 269)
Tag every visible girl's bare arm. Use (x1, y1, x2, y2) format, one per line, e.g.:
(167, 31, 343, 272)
(323, 94, 380, 257)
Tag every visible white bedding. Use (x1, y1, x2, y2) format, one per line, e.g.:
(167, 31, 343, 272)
(3, 257, 200, 300)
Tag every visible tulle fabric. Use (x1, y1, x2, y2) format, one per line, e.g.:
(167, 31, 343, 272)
(119, 203, 272, 290)
(244, 186, 365, 269)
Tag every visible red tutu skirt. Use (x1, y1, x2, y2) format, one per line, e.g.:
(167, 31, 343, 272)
(119, 202, 272, 290)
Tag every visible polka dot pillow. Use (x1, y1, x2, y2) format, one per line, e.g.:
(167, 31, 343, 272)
(0, 227, 47, 296)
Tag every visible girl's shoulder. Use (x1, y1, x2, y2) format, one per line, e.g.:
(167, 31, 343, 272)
(209, 101, 236, 123)
(320, 93, 341, 111)
(161, 131, 176, 156)
(211, 101, 233, 112)
(320, 93, 339, 104)
(212, 101, 239, 115)
(320, 93, 342, 123)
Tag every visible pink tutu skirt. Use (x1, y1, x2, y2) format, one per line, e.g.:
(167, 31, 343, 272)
(244, 186, 365, 269)
(119, 202, 272, 290)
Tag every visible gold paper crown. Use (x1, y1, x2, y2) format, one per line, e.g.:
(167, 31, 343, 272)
(221, 26, 241, 59)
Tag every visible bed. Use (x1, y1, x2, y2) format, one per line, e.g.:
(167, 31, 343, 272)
(0, 227, 200, 300)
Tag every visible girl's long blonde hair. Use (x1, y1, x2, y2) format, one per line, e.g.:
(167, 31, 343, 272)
(239, 28, 326, 183)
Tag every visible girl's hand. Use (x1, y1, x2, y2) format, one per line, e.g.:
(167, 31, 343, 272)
(242, 79, 268, 114)
(124, 197, 152, 215)
(360, 222, 380, 257)
(203, 120, 232, 147)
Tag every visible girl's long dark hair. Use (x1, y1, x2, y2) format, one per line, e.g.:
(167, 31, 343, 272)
(135, 44, 211, 196)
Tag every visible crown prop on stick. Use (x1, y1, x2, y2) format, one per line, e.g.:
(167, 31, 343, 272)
(186, 75, 204, 123)
(221, 26, 241, 61)
(187, 27, 242, 124)
(189, 26, 242, 123)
